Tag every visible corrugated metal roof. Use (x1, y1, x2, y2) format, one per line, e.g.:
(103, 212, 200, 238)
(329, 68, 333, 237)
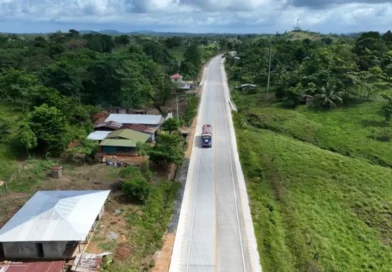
(94, 121, 123, 130)
(100, 129, 149, 147)
(106, 129, 150, 142)
(87, 131, 111, 141)
(122, 124, 158, 134)
(0, 261, 65, 272)
(0, 190, 110, 242)
(105, 114, 163, 125)
(100, 139, 137, 147)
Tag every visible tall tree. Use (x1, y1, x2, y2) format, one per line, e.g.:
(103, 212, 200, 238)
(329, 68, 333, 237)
(184, 44, 201, 69)
(0, 68, 37, 109)
(27, 104, 70, 155)
(39, 60, 85, 102)
(148, 133, 183, 167)
(19, 122, 38, 155)
(313, 83, 343, 108)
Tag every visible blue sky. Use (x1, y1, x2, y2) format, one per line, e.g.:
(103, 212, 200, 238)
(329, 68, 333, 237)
(0, 0, 391, 33)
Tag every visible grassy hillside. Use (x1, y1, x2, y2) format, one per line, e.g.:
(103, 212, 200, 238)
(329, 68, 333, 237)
(233, 94, 392, 271)
(234, 93, 392, 167)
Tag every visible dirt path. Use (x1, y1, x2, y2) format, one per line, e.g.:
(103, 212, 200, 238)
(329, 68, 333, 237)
(151, 233, 176, 272)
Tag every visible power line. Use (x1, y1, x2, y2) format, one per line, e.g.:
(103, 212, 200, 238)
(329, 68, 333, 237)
(266, 40, 272, 100)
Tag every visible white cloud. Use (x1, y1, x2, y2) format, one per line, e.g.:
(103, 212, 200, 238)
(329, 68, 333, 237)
(0, 0, 391, 33)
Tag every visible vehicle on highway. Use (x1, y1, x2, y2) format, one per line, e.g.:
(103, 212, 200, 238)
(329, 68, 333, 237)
(201, 124, 213, 148)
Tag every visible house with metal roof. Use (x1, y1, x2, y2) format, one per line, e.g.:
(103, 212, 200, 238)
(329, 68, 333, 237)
(104, 114, 164, 127)
(99, 129, 150, 154)
(121, 124, 159, 142)
(94, 121, 123, 131)
(170, 73, 183, 84)
(86, 131, 111, 141)
(0, 190, 110, 260)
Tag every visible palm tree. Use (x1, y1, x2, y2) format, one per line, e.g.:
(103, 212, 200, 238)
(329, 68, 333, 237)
(313, 83, 343, 109)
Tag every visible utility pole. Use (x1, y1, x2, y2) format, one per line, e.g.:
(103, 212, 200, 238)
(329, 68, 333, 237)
(176, 95, 179, 122)
(266, 40, 272, 100)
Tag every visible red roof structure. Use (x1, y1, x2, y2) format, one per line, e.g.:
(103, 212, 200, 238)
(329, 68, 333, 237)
(0, 261, 65, 272)
(171, 73, 182, 79)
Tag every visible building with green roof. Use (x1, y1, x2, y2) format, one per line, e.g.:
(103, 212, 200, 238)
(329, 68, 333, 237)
(99, 129, 150, 154)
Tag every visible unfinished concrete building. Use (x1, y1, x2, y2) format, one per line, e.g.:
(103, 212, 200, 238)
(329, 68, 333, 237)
(0, 190, 110, 260)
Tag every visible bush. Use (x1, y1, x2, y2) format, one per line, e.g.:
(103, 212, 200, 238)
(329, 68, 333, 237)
(119, 166, 144, 179)
(0, 117, 11, 139)
(140, 161, 153, 182)
(120, 164, 152, 181)
(182, 95, 199, 126)
(370, 127, 392, 142)
(122, 177, 150, 202)
(162, 118, 179, 134)
(148, 133, 183, 166)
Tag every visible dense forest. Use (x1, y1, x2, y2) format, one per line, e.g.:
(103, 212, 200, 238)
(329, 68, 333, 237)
(227, 31, 392, 113)
(226, 31, 392, 271)
(0, 30, 220, 157)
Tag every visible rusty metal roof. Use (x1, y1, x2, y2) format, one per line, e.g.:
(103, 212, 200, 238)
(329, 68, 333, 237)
(122, 124, 158, 134)
(94, 121, 123, 130)
(0, 261, 65, 272)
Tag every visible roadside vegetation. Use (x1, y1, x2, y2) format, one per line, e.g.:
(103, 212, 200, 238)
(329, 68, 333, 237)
(226, 30, 392, 271)
(0, 30, 224, 270)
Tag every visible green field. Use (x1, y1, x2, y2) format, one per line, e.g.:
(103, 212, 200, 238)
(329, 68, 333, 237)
(233, 94, 392, 271)
(168, 45, 188, 61)
(168, 44, 217, 62)
(235, 95, 392, 167)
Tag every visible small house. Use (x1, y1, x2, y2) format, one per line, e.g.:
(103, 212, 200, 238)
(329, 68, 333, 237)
(236, 84, 257, 92)
(87, 131, 112, 142)
(300, 94, 314, 105)
(99, 129, 150, 155)
(121, 124, 159, 142)
(0, 190, 110, 260)
(177, 81, 195, 91)
(105, 114, 164, 128)
(170, 73, 183, 84)
(94, 121, 123, 131)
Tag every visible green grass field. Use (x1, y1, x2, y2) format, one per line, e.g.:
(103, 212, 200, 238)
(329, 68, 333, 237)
(168, 44, 217, 62)
(235, 93, 392, 167)
(233, 93, 392, 271)
(168, 45, 188, 61)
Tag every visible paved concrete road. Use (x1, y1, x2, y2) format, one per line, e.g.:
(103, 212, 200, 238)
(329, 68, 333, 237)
(170, 56, 262, 272)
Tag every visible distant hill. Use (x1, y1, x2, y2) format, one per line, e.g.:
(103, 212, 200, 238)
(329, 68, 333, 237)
(75, 30, 240, 37)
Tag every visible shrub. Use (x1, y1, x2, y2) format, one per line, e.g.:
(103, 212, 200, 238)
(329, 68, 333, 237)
(370, 127, 392, 142)
(119, 166, 144, 179)
(122, 177, 151, 202)
(162, 118, 179, 134)
(0, 117, 11, 139)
